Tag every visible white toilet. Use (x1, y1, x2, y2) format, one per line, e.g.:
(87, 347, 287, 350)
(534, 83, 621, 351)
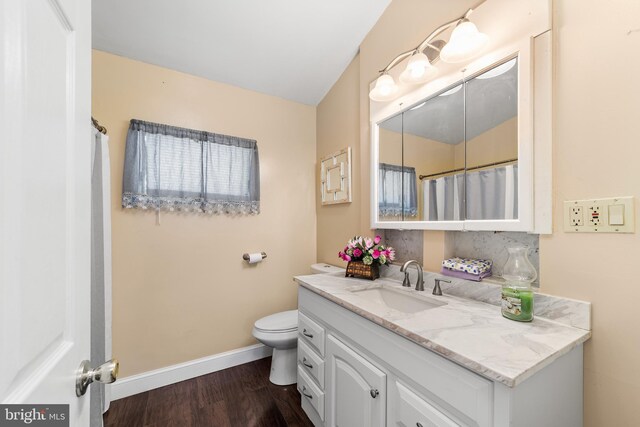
(252, 263, 344, 385)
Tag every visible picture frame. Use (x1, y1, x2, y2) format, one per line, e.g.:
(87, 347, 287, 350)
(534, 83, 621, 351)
(320, 147, 352, 205)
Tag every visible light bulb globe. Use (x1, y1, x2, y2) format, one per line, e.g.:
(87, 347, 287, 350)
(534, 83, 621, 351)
(440, 20, 489, 64)
(399, 52, 438, 84)
(369, 74, 399, 102)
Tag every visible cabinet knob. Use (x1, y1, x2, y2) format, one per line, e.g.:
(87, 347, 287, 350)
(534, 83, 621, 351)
(417, 423, 424, 427)
(370, 389, 379, 398)
(302, 329, 314, 338)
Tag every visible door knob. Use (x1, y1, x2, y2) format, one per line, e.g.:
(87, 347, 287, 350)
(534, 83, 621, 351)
(76, 359, 119, 397)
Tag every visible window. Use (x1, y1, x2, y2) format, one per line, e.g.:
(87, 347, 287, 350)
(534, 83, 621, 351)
(122, 119, 260, 214)
(378, 163, 417, 218)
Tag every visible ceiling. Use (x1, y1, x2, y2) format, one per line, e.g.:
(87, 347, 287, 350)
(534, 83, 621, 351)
(380, 58, 518, 144)
(92, 0, 390, 105)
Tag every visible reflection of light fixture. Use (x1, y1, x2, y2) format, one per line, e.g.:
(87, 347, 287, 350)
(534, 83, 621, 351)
(410, 101, 426, 110)
(440, 20, 489, 63)
(438, 85, 462, 96)
(369, 7, 489, 102)
(369, 74, 399, 102)
(400, 52, 438, 84)
(476, 57, 517, 79)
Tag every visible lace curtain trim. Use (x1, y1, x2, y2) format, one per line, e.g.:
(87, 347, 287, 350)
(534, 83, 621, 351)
(122, 193, 260, 215)
(379, 206, 418, 217)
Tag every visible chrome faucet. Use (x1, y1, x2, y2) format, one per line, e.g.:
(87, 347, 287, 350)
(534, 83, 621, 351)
(400, 260, 424, 291)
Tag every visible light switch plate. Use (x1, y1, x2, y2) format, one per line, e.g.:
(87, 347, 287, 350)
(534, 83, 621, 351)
(564, 197, 634, 233)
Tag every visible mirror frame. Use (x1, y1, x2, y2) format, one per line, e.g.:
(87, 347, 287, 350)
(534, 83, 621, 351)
(370, 36, 549, 232)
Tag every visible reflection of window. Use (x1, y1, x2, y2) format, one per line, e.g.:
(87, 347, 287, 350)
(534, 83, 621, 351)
(378, 163, 417, 217)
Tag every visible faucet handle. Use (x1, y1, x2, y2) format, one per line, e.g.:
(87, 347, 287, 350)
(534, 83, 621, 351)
(433, 278, 451, 296)
(402, 272, 411, 287)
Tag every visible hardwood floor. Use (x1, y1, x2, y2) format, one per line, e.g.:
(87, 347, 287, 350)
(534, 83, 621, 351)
(104, 357, 314, 427)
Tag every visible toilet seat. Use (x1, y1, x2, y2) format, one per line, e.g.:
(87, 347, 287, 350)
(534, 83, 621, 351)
(254, 309, 298, 333)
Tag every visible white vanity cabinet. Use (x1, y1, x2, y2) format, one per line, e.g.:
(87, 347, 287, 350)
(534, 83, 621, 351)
(297, 312, 327, 426)
(325, 334, 386, 427)
(298, 286, 584, 427)
(390, 380, 462, 427)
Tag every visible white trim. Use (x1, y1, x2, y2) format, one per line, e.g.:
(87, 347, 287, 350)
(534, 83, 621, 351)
(533, 30, 553, 234)
(111, 343, 272, 400)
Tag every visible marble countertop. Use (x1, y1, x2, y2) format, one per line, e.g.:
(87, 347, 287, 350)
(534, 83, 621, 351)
(294, 272, 591, 387)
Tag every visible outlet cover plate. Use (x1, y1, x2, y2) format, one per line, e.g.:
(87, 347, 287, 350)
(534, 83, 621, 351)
(564, 197, 634, 233)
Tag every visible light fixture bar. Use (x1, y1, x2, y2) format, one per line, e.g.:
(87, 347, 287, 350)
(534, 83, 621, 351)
(378, 6, 478, 74)
(370, 1, 488, 102)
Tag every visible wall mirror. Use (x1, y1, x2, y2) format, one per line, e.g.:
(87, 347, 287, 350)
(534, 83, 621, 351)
(372, 50, 543, 232)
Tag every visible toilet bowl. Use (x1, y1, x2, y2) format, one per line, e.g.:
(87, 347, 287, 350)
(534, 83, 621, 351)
(252, 310, 299, 385)
(252, 263, 345, 385)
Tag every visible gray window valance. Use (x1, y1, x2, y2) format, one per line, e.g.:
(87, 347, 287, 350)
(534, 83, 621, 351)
(122, 119, 260, 214)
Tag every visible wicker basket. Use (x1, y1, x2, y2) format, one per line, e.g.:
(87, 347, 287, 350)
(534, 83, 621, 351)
(345, 260, 380, 280)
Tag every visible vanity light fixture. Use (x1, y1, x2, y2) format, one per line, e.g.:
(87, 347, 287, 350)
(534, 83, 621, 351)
(439, 19, 489, 64)
(369, 73, 399, 102)
(369, 5, 489, 102)
(399, 52, 437, 84)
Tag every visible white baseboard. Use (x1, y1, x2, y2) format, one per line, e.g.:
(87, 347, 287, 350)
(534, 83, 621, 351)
(111, 343, 272, 401)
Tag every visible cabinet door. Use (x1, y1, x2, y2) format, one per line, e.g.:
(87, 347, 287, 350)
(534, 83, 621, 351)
(326, 334, 386, 427)
(391, 380, 459, 427)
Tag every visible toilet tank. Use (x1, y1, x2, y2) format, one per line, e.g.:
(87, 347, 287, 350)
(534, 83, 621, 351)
(310, 263, 345, 275)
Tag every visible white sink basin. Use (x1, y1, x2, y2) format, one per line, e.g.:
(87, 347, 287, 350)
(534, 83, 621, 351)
(351, 287, 446, 314)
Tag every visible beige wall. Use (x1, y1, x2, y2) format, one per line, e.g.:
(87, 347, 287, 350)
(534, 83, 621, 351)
(316, 57, 361, 265)
(316, 0, 640, 424)
(541, 1, 640, 425)
(462, 116, 518, 168)
(92, 50, 316, 377)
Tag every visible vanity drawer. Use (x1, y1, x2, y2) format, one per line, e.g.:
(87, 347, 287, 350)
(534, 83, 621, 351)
(298, 339, 325, 388)
(392, 380, 459, 427)
(299, 311, 325, 356)
(298, 366, 325, 421)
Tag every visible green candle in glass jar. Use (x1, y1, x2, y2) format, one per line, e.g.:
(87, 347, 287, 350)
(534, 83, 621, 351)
(501, 246, 537, 322)
(501, 285, 534, 322)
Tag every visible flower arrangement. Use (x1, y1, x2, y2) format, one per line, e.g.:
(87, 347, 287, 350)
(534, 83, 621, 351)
(338, 235, 396, 266)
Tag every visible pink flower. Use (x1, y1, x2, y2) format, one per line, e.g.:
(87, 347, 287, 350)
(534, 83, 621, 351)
(344, 254, 351, 262)
(387, 248, 396, 261)
(372, 249, 381, 259)
(338, 251, 345, 260)
(364, 238, 373, 249)
(374, 235, 381, 244)
(353, 248, 363, 257)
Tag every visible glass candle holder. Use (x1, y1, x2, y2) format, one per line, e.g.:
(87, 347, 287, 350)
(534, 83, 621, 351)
(501, 246, 537, 322)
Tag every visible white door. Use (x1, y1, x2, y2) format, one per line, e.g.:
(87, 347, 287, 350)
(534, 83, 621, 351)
(326, 335, 386, 427)
(0, 0, 91, 425)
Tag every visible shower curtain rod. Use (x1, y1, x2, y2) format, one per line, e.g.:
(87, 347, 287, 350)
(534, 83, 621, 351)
(91, 116, 107, 135)
(419, 158, 518, 180)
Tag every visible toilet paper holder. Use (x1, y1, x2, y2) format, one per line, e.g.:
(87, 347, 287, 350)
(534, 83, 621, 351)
(243, 252, 267, 261)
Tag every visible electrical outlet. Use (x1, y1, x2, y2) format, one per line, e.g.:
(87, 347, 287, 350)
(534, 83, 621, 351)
(564, 197, 635, 233)
(570, 206, 584, 226)
(588, 204, 601, 226)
